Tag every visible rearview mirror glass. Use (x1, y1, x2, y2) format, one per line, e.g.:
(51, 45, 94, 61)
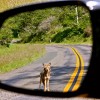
(0, 5, 92, 92)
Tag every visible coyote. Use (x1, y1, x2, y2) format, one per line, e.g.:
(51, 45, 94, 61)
(39, 63, 51, 91)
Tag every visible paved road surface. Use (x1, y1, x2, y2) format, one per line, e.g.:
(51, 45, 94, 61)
(0, 44, 94, 100)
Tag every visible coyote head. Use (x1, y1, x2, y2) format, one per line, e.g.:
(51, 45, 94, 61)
(43, 63, 51, 73)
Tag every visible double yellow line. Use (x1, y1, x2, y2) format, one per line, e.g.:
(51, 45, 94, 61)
(63, 47, 84, 92)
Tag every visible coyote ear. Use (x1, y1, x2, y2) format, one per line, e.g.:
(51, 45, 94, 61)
(49, 63, 51, 65)
(43, 63, 44, 66)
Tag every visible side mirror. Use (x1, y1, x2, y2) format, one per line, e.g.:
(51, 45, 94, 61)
(0, 0, 100, 99)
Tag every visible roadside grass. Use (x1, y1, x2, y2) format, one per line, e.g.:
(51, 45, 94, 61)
(43, 35, 92, 45)
(63, 35, 92, 44)
(0, 0, 33, 12)
(0, 43, 45, 74)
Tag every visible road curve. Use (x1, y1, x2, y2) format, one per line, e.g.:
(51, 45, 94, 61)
(0, 44, 91, 93)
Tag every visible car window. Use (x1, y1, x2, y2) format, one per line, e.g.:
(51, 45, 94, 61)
(0, 5, 92, 93)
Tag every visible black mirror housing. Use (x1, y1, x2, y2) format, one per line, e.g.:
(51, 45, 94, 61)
(0, 0, 100, 99)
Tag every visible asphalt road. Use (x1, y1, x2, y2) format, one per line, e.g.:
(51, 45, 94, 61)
(0, 45, 91, 92)
(0, 44, 92, 99)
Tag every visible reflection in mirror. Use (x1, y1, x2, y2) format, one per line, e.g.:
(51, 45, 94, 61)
(0, 5, 92, 92)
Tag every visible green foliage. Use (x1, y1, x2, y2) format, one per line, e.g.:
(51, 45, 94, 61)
(0, 6, 92, 44)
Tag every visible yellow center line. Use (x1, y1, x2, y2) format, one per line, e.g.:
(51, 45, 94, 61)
(63, 47, 80, 92)
(72, 48, 84, 91)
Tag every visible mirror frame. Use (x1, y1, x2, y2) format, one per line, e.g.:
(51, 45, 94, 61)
(0, 0, 100, 99)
